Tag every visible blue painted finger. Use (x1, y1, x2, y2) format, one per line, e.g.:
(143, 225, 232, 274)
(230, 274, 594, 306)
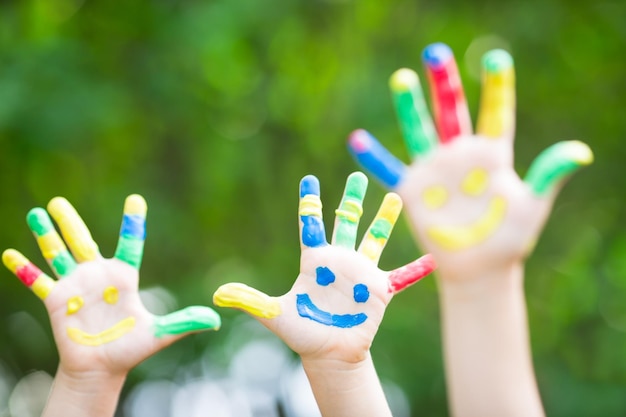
(299, 175, 328, 248)
(347, 129, 406, 189)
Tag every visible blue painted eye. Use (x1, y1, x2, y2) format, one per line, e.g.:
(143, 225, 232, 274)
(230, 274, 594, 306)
(316, 267, 336, 286)
(353, 284, 370, 303)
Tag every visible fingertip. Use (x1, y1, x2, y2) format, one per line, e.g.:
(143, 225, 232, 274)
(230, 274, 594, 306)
(26, 208, 52, 236)
(381, 193, 403, 219)
(345, 171, 369, 199)
(482, 49, 514, 73)
(562, 140, 594, 166)
(2, 249, 25, 272)
(300, 175, 321, 198)
(47, 196, 70, 216)
(390, 68, 419, 92)
(124, 194, 147, 216)
(422, 42, 454, 68)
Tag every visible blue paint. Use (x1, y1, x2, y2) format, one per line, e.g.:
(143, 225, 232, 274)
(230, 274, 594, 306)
(120, 214, 146, 239)
(353, 284, 370, 303)
(422, 43, 453, 67)
(348, 130, 405, 189)
(300, 215, 327, 248)
(316, 266, 335, 286)
(300, 175, 320, 198)
(296, 294, 368, 328)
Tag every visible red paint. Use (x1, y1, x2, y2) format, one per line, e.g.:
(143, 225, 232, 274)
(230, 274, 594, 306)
(348, 129, 370, 152)
(16, 263, 42, 286)
(388, 254, 436, 293)
(425, 59, 471, 143)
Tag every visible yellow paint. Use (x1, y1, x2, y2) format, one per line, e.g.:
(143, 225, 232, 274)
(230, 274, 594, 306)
(422, 186, 448, 210)
(427, 196, 507, 251)
(31, 275, 56, 300)
(565, 140, 594, 165)
(66, 296, 84, 314)
(2, 249, 28, 273)
(124, 194, 147, 216)
(67, 316, 136, 346)
(461, 168, 489, 196)
(103, 286, 119, 304)
(37, 232, 66, 260)
(335, 199, 364, 223)
(47, 197, 99, 262)
(476, 66, 515, 138)
(389, 68, 419, 91)
(299, 195, 323, 217)
(213, 283, 281, 319)
(360, 193, 402, 262)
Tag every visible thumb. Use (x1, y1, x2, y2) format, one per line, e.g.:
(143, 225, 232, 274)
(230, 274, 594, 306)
(213, 283, 282, 320)
(153, 306, 221, 338)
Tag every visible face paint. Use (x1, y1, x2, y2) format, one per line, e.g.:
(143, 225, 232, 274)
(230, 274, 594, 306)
(296, 267, 369, 328)
(67, 317, 136, 346)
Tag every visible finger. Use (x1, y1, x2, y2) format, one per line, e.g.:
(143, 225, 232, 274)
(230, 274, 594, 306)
(153, 306, 221, 337)
(388, 254, 436, 294)
(2, 249, 56, 300)
(47, 197, 99, 262)
(299, 175, 328, 249)
(348, 129, 406, 189)
(476, 49, 515, 140)
(524, 140, 593, 196)
(213, 283, 281, 319)
(332, 172, 368, 249)
(114, 194, 147, 268)
(27, 208, 77, 277)
(422, 43, 472, 143)
(390, 68, 438, 158)
(358, 193, 402, 264)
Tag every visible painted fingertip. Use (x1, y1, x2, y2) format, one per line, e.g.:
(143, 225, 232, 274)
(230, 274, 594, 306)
(422, 43, 454, 68)
(2, 249, 55, 299)
(348, 129, 406, 189)
(379, 193, 403, 222)
(153, 306, 222, 337)
(390, 68, 419, 92)
(300, 175, 321, 198)
(2, 249, 28, 273)
(344, 172, 369, 200)
(388, 253, 437, 293)
(562, 140, 594, 165)
(482, 49, 513, 73)
(124, 194, 147, 216)
(213, 283, 281, 319)
(26, 208, 54, 237)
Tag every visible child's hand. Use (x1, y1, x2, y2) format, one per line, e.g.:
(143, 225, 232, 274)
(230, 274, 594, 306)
(348, 43, 592, 280)
(213, 172, 434, 364)
(2, 195, 221, 379)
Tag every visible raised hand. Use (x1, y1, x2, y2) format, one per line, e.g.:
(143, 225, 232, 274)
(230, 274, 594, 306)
(2, 195, 220, 378)
(213, 172, 434, 363)
(348, 43, 592, 279)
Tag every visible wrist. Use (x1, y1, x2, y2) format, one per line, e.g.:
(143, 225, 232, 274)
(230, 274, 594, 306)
(437, 261, 525, 301)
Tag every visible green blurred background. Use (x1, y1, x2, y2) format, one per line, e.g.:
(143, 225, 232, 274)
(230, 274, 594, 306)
(0, 0, 625, 415)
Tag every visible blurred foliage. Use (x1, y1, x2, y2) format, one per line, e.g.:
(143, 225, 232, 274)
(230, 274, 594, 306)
(0, 0, 625, 415)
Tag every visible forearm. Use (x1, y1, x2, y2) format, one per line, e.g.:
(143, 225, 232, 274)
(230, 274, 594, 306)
(42, 367, 126, 417)
(301, 353, 392, 417)
(439, 263, 544, 417)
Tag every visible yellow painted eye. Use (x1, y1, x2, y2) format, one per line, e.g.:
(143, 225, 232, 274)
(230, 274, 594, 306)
(103, 286, 119, 304)
(461, 168, 489, 196)
(422, 185, 448, 209)
(67, 296, 84, 315)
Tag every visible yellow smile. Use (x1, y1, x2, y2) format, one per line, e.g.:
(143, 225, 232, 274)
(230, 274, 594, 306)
(427, 196, 507, 251)
(67, 316, 136, 346)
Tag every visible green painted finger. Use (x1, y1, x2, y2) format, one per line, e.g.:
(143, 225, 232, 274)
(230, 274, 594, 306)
(390, 68, 438, 158)
(332, 172, 368, 248)
(27, 208, 77, 277)
(114, 195, 146, 268)
(153, 306, 221, 337)
(524, 140, 593, 196)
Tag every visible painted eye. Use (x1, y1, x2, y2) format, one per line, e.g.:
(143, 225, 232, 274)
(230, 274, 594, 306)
(316, 267, 335, 286)
(353, 284, 370, 303)
(67, 296, 84, 315)
(422, 185, 448, 210)
(461, 168, 489, 196)
(103, 286, 119, 304)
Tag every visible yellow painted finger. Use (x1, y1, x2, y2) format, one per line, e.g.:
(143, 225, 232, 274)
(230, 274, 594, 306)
(213, 283, 281, 319)
(357, 193, 403, 263)
(2, 249, 56, 300)
(47, 197, 99, 262)
(476, 50, 515, 139)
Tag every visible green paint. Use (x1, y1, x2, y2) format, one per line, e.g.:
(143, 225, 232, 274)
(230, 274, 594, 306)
(369, 218, 392, 240)
(334, 173, 368, 248)
(26, 208, 53, 236)
(153, 306, 221, 337)
(114, 236, 144, 268)
(391, 78, 437, 158)
(51, 252, 76, 277)
(482, 49, 513, 73)
(525, 141, 593, 195)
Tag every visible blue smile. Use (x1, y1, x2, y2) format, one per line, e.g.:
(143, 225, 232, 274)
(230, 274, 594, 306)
(296, 294, 367, 328)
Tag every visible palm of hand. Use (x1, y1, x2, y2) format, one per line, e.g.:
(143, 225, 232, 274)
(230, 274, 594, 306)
(3, 195, 220, 377)
(214, 173, 435, 363)
(349, 43, 592, 278)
